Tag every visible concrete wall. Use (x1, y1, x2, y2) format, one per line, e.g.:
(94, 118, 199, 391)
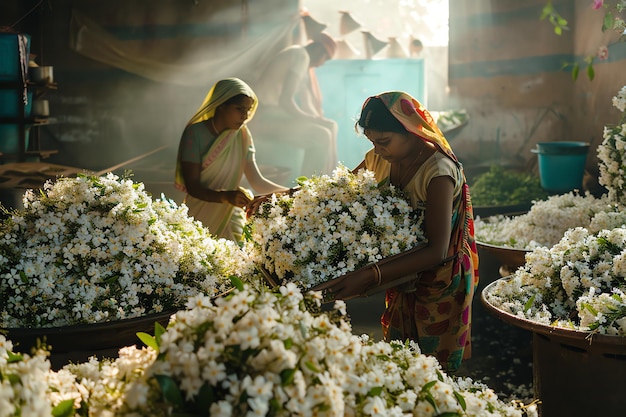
(447, 0, 625, 188)
(1, 0, 300, 201)
(1, 0, 624, 196)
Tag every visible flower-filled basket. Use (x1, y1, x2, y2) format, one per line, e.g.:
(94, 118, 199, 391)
(0, 173, 255, 368)
(244, 165, 426, 293)
(482, 226, 626, 416)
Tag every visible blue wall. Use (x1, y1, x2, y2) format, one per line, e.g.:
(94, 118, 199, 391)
(315, 58, 425, 168)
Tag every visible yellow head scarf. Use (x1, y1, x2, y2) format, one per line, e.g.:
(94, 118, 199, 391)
(187, 77, 258, 126)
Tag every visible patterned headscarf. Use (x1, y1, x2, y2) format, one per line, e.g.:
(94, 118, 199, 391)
(187, 77, 258, 127)
(363, 91, 457, 163)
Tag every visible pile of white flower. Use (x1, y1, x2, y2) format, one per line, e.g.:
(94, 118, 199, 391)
(474, 192, 612, 249)
(597, 85, 626, 205)
(0, 281, 538, 417)
(484, 85, 626, 335)
(245, 165, 425, 288)
(475, 86, 626, 252)
(484, 226, 626, 335)
(0, 173, 254, 328)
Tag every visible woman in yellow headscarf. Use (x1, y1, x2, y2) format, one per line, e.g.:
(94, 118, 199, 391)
(175, 78, 289, 242)
(314, 91, 479, 372)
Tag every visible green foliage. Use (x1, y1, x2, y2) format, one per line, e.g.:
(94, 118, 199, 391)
(541, 1, 569, 35)
(470, 165, 549, 206)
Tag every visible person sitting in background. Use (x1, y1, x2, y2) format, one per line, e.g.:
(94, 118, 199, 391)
(175, 77, 289, 242)
(249, 32, 338, 178)
(313, 91, 479, 372)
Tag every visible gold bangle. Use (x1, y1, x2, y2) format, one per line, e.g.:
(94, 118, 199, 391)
(372, 263, 382, 286)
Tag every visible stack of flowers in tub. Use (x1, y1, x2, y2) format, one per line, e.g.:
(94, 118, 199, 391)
(483, 85, 626, 335)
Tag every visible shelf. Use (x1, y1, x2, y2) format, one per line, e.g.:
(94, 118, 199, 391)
(0, 80, 57, 90)
(0, 59, 58, 163)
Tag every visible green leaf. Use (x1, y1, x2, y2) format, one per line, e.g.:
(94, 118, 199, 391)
(7, 351, 23, 364)
(51, 399, 75, 417)
(230, 275, 244, 291)
(368, 386, 383, 396)
(304, 361, 321, 373)
(155, 321, 166, 345)
(280, 368, 296, 386)
(582, 302, 598, 316)
(602, 11, 615, 32)
(421, 380, 438, 393)
(571, 63, 580, 81)
(283, 338, 293, 350)
(436, 413, 462, 417)
(523, 294, 536, 312)
(587, 63, 595, 81)
(6, 373, 20, 384)
(454, 391, 467, 410)
(136, 332, 159, 351)
(194, 383, 214, 415)
(424, 393, 439, 413)
(155, 374, 184, 408)
(295, 176, 309, 186)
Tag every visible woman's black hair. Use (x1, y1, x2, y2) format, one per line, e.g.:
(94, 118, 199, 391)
(355, 97, 407, 134)
(224, 93, 250, 106)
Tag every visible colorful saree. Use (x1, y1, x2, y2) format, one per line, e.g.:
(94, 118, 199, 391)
(363, 91, 480, 372)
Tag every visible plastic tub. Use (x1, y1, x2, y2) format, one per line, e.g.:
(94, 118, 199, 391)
(531, 141, 589, 193)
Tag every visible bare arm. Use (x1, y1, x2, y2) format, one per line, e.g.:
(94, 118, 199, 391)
(180, 161, 251, 208)
(312, 175, 455, 300)
(243, 157, 290, 195)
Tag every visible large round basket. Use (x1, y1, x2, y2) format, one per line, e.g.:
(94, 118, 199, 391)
(482, 277, 626, 417)
(2, 310, 175, 370)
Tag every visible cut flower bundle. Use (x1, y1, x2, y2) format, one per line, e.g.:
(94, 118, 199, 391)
(0, 173, 253, 328)
(244, 165, 425, 289)
(0, 280, 537, 417)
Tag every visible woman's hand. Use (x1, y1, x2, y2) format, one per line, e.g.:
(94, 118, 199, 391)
(246, 193, 272, 217)
(310, 267, 376, 301)
(246, 188, 295, 218)
(221, 189, 253, 208)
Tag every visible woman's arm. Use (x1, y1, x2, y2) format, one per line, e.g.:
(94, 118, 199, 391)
(180, 161, 251, 208)
(243, 157, 290, 195)
(312, 175, 455, 300)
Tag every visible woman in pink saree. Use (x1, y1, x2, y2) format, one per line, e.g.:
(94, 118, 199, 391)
(175, 78, 289, 242)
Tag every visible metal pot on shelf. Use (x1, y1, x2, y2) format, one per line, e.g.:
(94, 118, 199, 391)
(29, 66, 54, 83)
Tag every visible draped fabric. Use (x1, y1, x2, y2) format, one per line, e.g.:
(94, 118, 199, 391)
(180, 127, 251, 241)
(363, 91, 479, 372)
(68, 5, 300, 87)
(175, 78, 256, 241)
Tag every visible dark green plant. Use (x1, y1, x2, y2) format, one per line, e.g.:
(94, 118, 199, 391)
(470, 165, 549, 206)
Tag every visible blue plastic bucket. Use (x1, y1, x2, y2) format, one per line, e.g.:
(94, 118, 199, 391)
(532, 141, 589, 193)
